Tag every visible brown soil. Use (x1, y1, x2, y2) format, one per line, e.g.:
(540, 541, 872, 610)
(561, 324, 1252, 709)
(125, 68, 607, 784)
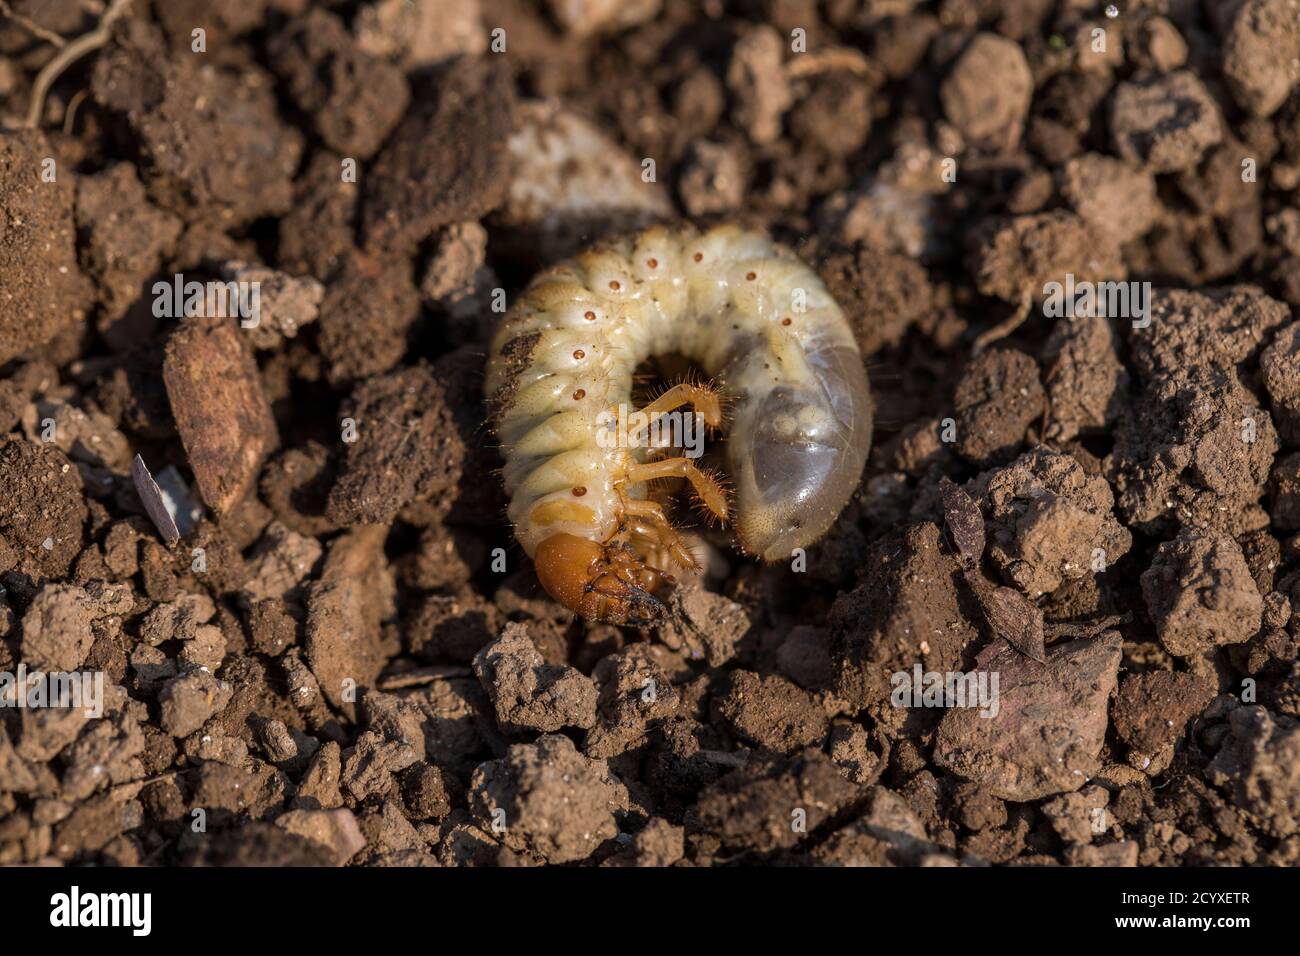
(1, 0, 1299, 868)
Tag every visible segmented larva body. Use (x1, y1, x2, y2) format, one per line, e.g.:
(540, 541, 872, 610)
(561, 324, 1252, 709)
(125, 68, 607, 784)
(485, 223, 873, 624)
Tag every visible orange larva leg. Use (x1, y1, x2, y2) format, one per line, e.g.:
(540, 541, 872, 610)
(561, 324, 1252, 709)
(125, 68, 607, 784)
(628, 458, 729, 522)
(624, 499, 699, 570)
(628, 382, 723, 438)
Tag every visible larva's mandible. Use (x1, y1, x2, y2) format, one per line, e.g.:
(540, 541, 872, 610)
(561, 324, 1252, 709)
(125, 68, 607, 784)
(485, 223, 873, 625)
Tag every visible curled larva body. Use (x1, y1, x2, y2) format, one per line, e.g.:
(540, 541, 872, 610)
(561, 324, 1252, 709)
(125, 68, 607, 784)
(485, 223, 873, 624)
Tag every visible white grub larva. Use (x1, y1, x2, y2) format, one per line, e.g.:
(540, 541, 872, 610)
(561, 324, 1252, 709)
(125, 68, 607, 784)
(485, 223, 873, 625)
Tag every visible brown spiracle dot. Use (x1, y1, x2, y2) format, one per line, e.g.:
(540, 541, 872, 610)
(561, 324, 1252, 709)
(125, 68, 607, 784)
(573, 388, 586, 400)
(647, 258, 658, 269)
(781, 317, 792, 326)
(573, 349, 585, 360)
(572, 486, 587, 497)
(609, 280, 621, 291)
(746, 271, 757, 281)
(693, 252, 703, 262)
(584, 310, 597, 321)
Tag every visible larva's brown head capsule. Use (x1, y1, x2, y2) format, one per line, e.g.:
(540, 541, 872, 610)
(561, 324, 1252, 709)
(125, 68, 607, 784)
(533, 533, 670, 626)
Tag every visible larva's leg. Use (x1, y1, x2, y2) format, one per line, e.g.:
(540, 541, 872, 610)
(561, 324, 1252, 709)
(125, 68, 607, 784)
(627, 458, 728, 521)
(628, 382, 723, 437)
(602, 546, 672, 595)
(624, 500, 699, 570)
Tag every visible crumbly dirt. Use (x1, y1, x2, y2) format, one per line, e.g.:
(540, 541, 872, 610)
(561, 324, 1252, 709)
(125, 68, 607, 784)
(2, 0, 1300, 869)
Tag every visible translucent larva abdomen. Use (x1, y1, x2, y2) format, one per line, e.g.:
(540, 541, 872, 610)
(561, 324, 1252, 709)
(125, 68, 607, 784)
(485, 223, 873, 623)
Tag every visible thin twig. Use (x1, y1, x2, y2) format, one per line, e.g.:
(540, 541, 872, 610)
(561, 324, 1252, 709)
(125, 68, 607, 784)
(62, 87, 87, 134)
(377, 666, 474, 690)
(23, 0, 132, 130)
(107, 767, 189, 799)
(786, 47, 873, 79)
(972, 290, 1034, 354)
(0, 0, 68, 48)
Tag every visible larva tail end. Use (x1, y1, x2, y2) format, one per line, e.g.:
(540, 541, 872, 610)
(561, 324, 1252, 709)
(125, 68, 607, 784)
(534, 533, 671, 626)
